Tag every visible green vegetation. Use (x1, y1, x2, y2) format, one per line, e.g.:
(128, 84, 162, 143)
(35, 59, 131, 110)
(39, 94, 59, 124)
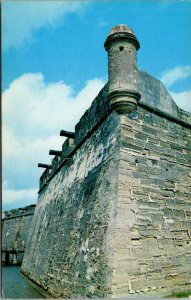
(3, 209, 18, 215)
(9, 209, 18, 214)
(167, 291, 191, 298)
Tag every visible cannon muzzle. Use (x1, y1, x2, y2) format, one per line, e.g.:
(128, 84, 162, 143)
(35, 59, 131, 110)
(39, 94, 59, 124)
(49, 150, 62, 156)
(60, 130, 75, 139)
(38, 163, 52, 169)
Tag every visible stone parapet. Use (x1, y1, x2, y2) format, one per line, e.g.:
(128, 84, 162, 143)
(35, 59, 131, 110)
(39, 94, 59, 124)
(74, 85, 110, 144)
(38, 85, 110, 191)
(38, 70, 191, 192)
(61, 137, 75, 160)
(2, 204, 36, 220)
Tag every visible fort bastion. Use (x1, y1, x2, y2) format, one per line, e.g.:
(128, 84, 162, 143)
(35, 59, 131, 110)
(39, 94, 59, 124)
(19, 25, 191, 298)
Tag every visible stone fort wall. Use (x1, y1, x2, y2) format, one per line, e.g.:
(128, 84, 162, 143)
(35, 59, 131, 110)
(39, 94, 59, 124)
(21, 87, 120, 297)
(2, 205, 36, 263)
(21, 25, 191, 297)
(112, 103, 191, 297)
(21, 70, 191, 298)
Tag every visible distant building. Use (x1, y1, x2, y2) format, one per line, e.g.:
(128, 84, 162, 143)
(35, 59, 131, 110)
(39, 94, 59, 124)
(2, 204, 36, 265)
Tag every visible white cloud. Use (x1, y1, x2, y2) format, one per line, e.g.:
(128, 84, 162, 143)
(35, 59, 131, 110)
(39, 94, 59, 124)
(2, 181, 37, 206)
(2, 73, 106, 209)
(3, 73, 105, 140)
(170, 90, 191, 113)
(161, 66, 191, 88)
(160, 65, 191, 113)
(2, 1, 86, 50)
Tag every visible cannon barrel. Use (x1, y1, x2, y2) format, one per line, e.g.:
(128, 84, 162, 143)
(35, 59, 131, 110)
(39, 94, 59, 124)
(60, 130, 75, 139)
(49, 150, 62, 156)
(38, 163, 52, 169)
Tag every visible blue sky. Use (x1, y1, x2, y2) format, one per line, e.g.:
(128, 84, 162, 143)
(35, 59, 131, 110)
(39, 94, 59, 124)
(2, 0, 191, 210)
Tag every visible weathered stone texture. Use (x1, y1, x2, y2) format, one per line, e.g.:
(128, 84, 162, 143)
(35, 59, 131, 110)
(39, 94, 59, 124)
(22, 112, 121, 298)
(111, 107, 191, 297)
(21, 68, 191, 298)
(75, 85, 110, 145)
(2, 205, 36, 263)
(138, 70, 180, 118)
(2, 205, 36, 250)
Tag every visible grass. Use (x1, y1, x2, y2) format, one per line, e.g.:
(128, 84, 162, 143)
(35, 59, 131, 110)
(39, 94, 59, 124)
(167, 291, 191, 298)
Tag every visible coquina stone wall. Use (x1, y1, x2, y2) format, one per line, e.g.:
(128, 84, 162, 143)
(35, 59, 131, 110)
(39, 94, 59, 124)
(113, 108, 191, 297)
(2, 205, 36, 263)
(21, 69, 191, 297)
(2, 205, 36, 250)
(21, 109, 121, 297)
